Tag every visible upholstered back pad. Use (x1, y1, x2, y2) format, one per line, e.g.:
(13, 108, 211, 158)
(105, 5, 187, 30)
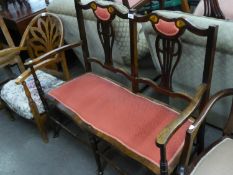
(143, 10, 233, 128)
(47, 0, 149, 66)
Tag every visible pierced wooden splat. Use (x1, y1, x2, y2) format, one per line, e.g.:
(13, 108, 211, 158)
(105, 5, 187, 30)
(23, 13, 63, 59)
(203, 0, 225, 19)
(155, 36, 182, 90)
(97, 20, 115, 66)
(76, 0, 128, 70)
(90, 2, 117, 66)
(149, 15, 186, 90)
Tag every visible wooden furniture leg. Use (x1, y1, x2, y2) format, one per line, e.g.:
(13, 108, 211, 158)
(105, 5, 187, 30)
(181, 0, 191, 12)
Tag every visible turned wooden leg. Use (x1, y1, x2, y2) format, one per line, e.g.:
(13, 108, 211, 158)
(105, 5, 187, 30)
(160, 146, 169, 175)
(89, 135, 104, 175)
(35, 114, 48, 143)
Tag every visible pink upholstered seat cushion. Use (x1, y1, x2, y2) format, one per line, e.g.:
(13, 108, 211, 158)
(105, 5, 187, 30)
(194, 0, 233, 20)
(49, 73, 191, 167)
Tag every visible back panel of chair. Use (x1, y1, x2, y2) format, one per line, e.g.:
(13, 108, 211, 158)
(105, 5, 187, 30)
(203, 0, 225, 19)
(0, 17, 15, 48)
(178, 88, 233, 172)
(74, 0, 133, 82)
(20, 12, 64, 59)
(130, 12, 218, 103)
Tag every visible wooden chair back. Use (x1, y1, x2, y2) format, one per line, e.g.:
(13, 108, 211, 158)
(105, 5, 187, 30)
(19, 12, 70, 80)
(20, 12, 64, 59)
(0, 16, 15, 48)
(177, 88, 233, 173)
(203, 0, 225, 19)
(74, 0, 132, 82)
(0, 16, 25, 72)
(130, 12, 218, 105)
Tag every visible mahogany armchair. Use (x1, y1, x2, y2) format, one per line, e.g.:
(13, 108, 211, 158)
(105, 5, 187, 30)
(177, 88, 233, 175)
(0, 12, 78, 142)
(34, 0, 218, 174)
(194, 0, 233, 20)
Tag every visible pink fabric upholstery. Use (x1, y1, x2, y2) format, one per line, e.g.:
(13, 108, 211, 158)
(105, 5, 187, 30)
(94, 7, 111, 21)
(194, 0, 233, 20)
(49, 73, 191, 166)
(155, 19, 179, 36)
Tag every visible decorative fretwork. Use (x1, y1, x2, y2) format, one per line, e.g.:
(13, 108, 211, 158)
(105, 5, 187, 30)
(155, 36, 182, 90)
(97, 20, 115, 66)
(26, 16, 62, 59)
(203, 0, 225, 19)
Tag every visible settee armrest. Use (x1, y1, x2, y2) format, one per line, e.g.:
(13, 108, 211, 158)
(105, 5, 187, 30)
(156, 84, 207, 147)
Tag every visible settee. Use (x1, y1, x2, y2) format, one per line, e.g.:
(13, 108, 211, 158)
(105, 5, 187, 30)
(48, 0, 233, 128)
(47, 0, 156, 86)
(143, 10, 233, 128)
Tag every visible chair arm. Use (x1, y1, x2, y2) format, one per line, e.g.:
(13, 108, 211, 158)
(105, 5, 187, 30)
(178, 88, 233, 169)
(0, 47, 27, 57)
(15, 42, 81, 84)
(24, 42, 82, 67)
(156, 84, 208, 147)
(188, 88, 233, 136)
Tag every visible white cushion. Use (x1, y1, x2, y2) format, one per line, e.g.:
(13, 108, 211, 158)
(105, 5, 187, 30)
(191, 138, 233, 175)
(1, 70, 64, 119)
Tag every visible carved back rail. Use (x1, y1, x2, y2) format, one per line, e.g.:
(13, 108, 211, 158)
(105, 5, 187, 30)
(130, 13, 218, 103)
(20, 12, 64, 59)
(203, 0, 225, 19)
(74, 0, 133, 81)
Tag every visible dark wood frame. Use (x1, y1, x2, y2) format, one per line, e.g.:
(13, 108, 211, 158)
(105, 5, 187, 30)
(30, 1, 218, 174)
(203, 0, 225, 19)
(130, 12, 218, 175)
(176, 88, 233, 175)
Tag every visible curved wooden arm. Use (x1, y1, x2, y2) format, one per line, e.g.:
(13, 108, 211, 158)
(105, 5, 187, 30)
(24, 42, 82, 67)
(188, 88, 233, 135)
(178, 88, 233, 168)
(15, 58, 58, 85)
(15, 42, 82, 84)
(0, 47, 27, 57)
(156, 84, 207, 147)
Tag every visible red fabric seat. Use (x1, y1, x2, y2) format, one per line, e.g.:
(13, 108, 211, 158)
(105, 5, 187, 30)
(49, 73, 191, 167)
